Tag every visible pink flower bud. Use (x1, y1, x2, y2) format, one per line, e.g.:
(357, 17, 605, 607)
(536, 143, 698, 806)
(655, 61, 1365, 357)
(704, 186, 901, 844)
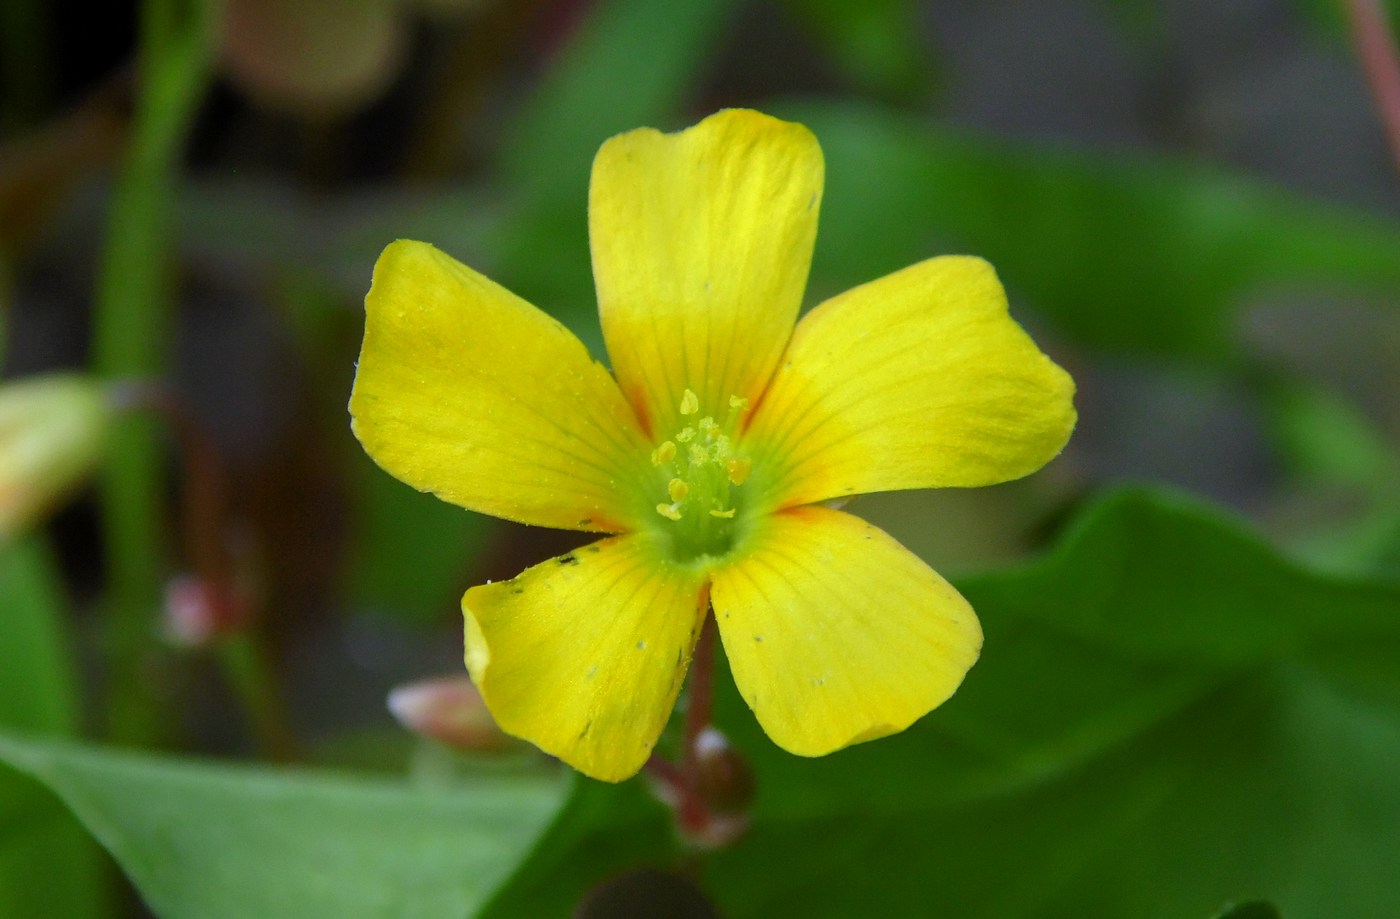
(387, 675, 515, 753)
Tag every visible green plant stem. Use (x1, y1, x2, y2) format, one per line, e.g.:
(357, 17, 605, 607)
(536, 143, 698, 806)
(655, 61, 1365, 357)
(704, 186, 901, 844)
(116, 380, 304, 762)
(92, 0, 215, 747)
(218, 635, 301, 763)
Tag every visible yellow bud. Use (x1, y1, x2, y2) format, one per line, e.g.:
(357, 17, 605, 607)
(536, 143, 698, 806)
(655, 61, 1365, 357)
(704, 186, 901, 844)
(0, 374, 113, 540)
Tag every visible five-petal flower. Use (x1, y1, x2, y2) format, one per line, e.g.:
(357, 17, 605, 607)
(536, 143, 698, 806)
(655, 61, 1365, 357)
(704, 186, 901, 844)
(350, 109, 1076, 782)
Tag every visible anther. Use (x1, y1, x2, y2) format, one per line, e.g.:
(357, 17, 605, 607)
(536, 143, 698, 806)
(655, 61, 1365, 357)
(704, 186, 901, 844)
(688, 444, 709, 466)
(668, 478, 689, 502)
(679, 389, 700, 415)
(656, 503, 683, 521)
(728, 395, 749, 411)
(709, 508, 736, 519)
(651, 440, 676, 466)
(676, 427, 695, 443)
(726, 457, 751, 486)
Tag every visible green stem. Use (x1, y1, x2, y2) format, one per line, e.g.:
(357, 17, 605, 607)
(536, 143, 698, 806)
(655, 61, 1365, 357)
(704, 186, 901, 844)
(218, 635, 302, 763)
(92, 0, 216, 747)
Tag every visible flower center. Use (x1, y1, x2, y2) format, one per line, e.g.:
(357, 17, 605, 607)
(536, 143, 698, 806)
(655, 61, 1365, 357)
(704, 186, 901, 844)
(648, 388, 753, 563)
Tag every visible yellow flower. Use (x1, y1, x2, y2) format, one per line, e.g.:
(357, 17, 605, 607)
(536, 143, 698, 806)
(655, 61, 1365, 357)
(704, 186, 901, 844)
(350, 109, 1075, 782)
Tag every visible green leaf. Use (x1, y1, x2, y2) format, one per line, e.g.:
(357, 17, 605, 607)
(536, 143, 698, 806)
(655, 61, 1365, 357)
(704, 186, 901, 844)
(1212, 901, 1283, 919)
(782, 102, 1400, 359)
(345, 449, 494, 622)
(0, 734, 569, 919)
(0, 539, 104, 918)
(489, 487, 1400, 917)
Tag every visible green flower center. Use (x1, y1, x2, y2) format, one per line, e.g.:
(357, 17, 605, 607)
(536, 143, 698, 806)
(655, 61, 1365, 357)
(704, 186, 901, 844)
(647, 388, 753, 563)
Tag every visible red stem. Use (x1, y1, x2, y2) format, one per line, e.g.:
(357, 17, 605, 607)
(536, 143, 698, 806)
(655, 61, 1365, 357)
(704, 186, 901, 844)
(1344, 0, 1400, 178)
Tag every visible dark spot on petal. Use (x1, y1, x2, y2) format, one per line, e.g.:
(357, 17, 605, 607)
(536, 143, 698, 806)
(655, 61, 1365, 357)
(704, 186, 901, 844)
(586, 544, 602, 553)
(512, 587, 525, 595)
(558, 554, 579, 566)
(579, 720, 592, 739)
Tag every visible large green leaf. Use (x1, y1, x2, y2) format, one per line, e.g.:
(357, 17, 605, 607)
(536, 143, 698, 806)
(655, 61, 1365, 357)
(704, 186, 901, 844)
(487, 488, 1400, 917)
(0, 735, 568, 919)
(0, 538, 103, 918)
(782, 103, 1400, 359)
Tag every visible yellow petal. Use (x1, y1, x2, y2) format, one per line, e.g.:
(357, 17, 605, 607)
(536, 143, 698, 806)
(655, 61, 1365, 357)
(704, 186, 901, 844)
(747, 256, 1075, 509)
(463, 535, 709, 782)
(589, 109, 823, 433)
(710, 506, 982, 756)
(350, 240, 649, 532)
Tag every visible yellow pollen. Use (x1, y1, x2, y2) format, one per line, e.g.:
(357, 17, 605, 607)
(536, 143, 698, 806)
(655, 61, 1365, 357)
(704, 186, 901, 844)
(698, 417, 720, 438)
(651, 440, 676, 465)
(728, 395, 749, 411)
(688, 444, 709, 466)
(679, 389, 699, 415)
(667, 478, 689, 502)
(656, 503, 683, 521)
(709, 508, 736, 519)
(676, 427, 695, 443)
(727, 457, 752, 486)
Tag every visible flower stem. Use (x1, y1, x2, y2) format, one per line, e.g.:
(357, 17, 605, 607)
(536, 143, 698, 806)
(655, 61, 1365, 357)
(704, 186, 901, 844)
(1343, 0, 1400, 178)
(112, 380, 302, 762)
(675, 611, 718, 834)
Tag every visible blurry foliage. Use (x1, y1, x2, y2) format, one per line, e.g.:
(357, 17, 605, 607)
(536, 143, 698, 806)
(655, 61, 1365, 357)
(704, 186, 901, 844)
(2, 0, 1400, 915)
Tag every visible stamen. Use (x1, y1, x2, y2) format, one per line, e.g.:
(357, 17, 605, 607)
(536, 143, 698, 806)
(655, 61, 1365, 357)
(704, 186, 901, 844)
(726, 457, 751, 486)
(709, 508, 736, 519)
(656, 503, 683, 521)
(679, 389, 700, 415)
(651, 440, 676, 465)
(668, 478, 689, 502)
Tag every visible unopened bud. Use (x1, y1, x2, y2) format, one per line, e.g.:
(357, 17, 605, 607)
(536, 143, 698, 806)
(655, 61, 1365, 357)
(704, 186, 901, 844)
(163, 574, 250, 647)
(0, 374, 113, 540)
(387, 675, 515, 753)
(692, 727, 755, 818)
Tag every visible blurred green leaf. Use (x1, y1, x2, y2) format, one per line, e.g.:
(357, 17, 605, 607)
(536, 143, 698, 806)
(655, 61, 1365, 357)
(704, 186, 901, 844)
(0, 539, 103, 918)
(777, 0, 930, 98)
(780, 102, 1400, 359)
(345, 449, 493, 622)
(0, 733, 568, 919)
(490, 487, 1400, 917)
(1212, 901, 1283, 919)
(1266, 382, 1400, 492)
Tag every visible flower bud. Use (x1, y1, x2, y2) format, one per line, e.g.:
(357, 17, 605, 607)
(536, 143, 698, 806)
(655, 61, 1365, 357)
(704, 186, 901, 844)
(163, 574, 252, 648)
(387, 675, 515, 753)
(0, 374, 113, 540)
